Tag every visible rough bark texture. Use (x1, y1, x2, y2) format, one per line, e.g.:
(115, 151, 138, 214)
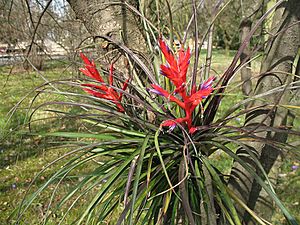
(239, 0, 262, 98)
(66, 0, 146, 51)
(229, 0, 300, 223)
(240, 18, 253, 97)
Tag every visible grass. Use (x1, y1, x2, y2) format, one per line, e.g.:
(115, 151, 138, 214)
(0, 61, 82, 224)
(0, 62, 73, 168)
(0, 51, 299, 224)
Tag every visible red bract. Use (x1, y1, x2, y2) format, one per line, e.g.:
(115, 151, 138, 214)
(149, 39, 214, 133)
(79, 53, 129, 112)
(159, 39, 190, 94)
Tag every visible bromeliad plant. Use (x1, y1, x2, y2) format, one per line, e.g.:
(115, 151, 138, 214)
(14, 36, 298, 225)
(13, 10, 299, 224)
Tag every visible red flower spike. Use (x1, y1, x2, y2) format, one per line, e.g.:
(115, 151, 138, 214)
(178, 48, 190, 83)
(79, 52, 91, 65)
(158, 39, 190, 93)
(186, 88, 213, 107)
(200, 76, 215, 90)
(161, 118, 188, 131)
(150, 39, 214, 133)
(79, 53, 128, 112)
(79, 53, 104, 83)
(81, 83, 108, 92)
(119, 78, 130, 101)
(161, 120, 177, 129)
(158, 39, 178, 70)
(161, 118, 187, 127)
(191, 84, 197, 95)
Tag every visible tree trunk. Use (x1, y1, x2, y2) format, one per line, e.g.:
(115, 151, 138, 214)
(240, 18, 253, 97)
(23, 43, 44, 70)
(229, 0, 300, 223)
(66, 0, 146, 51)
(239, 0, 262, 98)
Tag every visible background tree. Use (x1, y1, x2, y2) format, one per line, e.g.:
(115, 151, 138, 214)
(229, 0, 300, 223)
(66, 0, 146, 50)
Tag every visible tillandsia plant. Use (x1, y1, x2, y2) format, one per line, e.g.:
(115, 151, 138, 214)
(13, 34, 299, 225)
(12, 3, 300, 225)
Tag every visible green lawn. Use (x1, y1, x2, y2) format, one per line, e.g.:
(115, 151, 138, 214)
(0, 62, 82, 224)
(0, 51, 299, 224)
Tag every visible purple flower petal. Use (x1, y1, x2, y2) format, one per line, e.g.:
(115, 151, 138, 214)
(292, 165, 299, 171)
(200, 77, 214, 90)
(168, 123, 176, 132)
(147, 88, 164, 96)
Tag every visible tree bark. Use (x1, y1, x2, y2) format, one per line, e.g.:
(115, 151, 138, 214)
(229, 0, 300, 223)
(240, 18, 253, 97)
(239, 0, 262, 98)
(66, 0, 146, 50)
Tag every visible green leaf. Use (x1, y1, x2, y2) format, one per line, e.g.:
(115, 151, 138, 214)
(39, 131, 118, 140)
(84, 119, 149, 137)
(129, 134, 150, 225)
(76, 145, 145, 224)
(201, 156, 242, 225)
(154, 129, 175, 192)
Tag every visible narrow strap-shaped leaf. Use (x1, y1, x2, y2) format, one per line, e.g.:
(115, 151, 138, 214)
(76, 147, 142, 224)
(15, 151, 90, 220)
(39, 131, 117, 140)
(207, 141, 298, 225)
(226, 187, 269, 225)
(179, 158, 196, 225)
(84, 119, 148, 137)
(201, 156, 242, 225)
(170, 193, 180, 225)
(162, 190, 172, 215)
(124, 156, 138, 206)
(129, 134, 150, 225)
(154, 129, 175, 192)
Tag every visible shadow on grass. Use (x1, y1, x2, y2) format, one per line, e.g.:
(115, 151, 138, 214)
(0, 113, 83, 169)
